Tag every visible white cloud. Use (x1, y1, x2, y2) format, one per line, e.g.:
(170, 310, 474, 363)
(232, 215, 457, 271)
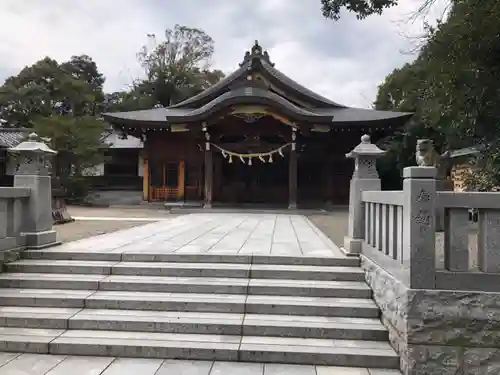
(0, 0, 448, 108)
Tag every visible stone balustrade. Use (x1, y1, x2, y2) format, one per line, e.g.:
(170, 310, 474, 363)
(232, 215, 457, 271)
(361, 167, 500, 293)
(0, 188, 31, 256)
(0, 133, 59, 263)
(347, 135, 500, 374)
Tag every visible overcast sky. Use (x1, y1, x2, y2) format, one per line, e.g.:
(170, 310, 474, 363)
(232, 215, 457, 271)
(0, 0, 447, 108)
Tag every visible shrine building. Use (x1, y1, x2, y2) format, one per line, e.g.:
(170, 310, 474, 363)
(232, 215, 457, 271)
(103, 41, 412, 208)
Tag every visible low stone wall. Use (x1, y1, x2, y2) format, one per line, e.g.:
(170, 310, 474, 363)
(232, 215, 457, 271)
(362, 255, 500, 374)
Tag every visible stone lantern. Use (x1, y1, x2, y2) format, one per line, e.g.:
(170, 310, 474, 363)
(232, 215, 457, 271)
(8, 133, 56, 176)
(8, 133, 60, 249)
(344, 134, 386, 255)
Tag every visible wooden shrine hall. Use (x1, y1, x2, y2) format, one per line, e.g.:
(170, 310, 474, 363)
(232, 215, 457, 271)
(103, 41, 412, 208)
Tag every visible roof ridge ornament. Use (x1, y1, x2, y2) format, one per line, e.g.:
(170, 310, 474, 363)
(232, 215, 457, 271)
(239, 40, 275, 68)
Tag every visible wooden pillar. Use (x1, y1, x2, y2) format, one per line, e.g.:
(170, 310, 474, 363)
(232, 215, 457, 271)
(142, 157, 149, 201)
(178, 160, 185, 201)
(204, 131, 213, 208)
(288, 129, 297, 209)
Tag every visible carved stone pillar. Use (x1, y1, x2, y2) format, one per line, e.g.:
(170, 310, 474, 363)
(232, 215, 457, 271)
(288, 129, 298, 209)
(203, 131, 213, 208)
(344, 134, 385, 255)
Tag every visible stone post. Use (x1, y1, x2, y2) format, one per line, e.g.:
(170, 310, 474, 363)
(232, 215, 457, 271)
(8, 133, 60, 249)
(343, 134, 385, 255)
(402, 166, 436, 289)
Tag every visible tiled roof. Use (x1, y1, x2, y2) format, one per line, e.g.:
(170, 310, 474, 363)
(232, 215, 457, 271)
(0, 128, 140, 149)
(0, 128, 29, 148)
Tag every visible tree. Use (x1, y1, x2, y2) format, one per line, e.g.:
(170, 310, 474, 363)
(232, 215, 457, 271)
(104, 85, 156, 113)
(0, 55, 105, 127)
(373, 0, 500, 190)
(136, 24, 224, 107)
(320, 0, 443, 20)
(33, 114, 107, 200)
(0, 55, 108, 200)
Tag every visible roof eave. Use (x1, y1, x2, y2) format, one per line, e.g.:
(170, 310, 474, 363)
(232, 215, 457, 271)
(102, 113, 168, 128)
(165, 94, 333, 124)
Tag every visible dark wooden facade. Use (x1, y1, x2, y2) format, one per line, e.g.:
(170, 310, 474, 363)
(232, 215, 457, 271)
(142, 119, 369, 206)
(104, 41, 412, 208)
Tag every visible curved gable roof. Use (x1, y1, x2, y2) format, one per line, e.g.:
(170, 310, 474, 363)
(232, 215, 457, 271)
(170, 41, 345, 110)
(103, 41, 413, 128)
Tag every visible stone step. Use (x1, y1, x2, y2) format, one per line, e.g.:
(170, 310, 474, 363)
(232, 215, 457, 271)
(6, 259, 365, 281)
(22, 251, 360, 267)
(0, 307, 388, 341)
(0, 289, 380, 317)
(0, 327, 399, 368)
(0, 273, 371, 298)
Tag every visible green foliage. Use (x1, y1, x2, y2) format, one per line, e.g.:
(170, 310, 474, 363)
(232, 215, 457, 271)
(33, 114, 107, 201)
(33, 115, 107, 172)
(0, 55, 107, 200)
(321, 0, 397, 20)
(374, 0, 500, 190)
(320, 0, 439, 20)
(0, 55, 105, 127)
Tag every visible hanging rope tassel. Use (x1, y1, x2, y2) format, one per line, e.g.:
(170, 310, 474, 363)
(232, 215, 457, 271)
(268, 154, 273, 163)
(229, 155, 233, 163)
(248, 157, 252, 166)
(239, 156, 245, 164)
(279, 148, 284, 157)
(222, 151, 227, 158)
(259, 155, 265, 163)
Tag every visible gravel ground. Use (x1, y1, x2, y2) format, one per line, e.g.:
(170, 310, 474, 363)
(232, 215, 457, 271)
(55, 220, 150, 243)
(54, 206, 178, 243)
(67, 206, 176, 219)
(307, 210, 349, 246)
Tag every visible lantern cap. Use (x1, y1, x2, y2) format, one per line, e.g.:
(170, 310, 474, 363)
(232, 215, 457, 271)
(346, 134, 385, 159)
(8, 133, 57, 155)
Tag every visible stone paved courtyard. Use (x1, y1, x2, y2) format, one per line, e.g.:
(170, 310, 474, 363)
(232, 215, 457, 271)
(50, 213, 345, 258)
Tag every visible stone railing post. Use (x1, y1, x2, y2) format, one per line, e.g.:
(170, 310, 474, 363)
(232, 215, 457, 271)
(8, 133, 60, 249)
(343, 134, 385, 255)
(402, 166, 436, 289)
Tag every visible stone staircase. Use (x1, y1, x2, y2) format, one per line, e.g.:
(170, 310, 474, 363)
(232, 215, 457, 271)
(0, 250, 400, 370)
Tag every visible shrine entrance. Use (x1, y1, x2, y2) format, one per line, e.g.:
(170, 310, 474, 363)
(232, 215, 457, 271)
(207, 112, 295, 207)
(215, 150, 289, 204)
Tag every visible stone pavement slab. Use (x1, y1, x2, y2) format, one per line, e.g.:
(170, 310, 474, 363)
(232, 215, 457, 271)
(44, 214, 345, 257)
(0, 353, 402, 374)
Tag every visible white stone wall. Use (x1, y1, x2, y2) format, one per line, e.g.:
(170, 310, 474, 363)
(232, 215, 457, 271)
(81, 163, 104, 177)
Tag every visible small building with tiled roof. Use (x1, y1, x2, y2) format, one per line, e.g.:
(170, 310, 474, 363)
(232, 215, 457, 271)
(0, 126, 144, 192)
